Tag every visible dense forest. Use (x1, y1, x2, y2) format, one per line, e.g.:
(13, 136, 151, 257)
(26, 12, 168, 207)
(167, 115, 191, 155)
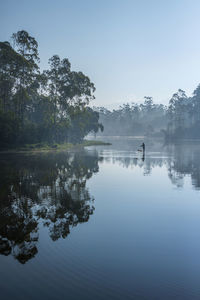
(1, 30, 200, 148)
(94, 97, 167, 137)
(0, 30, 103, 149)
(166, 88, 200, 140)
(94, 87, 200, 140)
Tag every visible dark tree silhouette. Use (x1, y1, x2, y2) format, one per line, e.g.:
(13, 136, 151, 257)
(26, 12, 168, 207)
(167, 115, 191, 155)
(0, 150, 99, 263)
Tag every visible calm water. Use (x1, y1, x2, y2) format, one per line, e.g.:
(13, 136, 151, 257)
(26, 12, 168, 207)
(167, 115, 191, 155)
(1, 137, 200, 299)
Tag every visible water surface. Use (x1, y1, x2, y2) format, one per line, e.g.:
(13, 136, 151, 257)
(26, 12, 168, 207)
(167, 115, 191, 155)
(1, 138, 200, 299)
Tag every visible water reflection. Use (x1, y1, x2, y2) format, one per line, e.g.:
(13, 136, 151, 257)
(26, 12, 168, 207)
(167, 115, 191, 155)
(167, 143, 200, 189)
(0, 150, 99, 263)
(99, 141, 200, 189)
(1, 141, 200, 264)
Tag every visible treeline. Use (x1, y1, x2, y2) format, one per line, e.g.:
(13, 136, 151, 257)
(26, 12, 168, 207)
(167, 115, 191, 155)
(94, 97, 167, 137)
(94, 86, 200, 140)
(0, 30, 103, 148)
(166, 87, 200, 140)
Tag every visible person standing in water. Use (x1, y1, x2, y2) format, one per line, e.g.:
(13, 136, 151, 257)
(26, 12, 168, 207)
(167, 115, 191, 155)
(141, 142, 145, 153)
(141, 142, 145, 161)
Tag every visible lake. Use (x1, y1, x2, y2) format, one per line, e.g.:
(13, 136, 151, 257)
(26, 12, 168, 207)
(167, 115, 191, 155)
(1, 137, 200, 300)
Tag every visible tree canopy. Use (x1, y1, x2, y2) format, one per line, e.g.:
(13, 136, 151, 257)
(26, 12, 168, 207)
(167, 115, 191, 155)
(0, 30, 103, 148)
(94, 85, 200, 140)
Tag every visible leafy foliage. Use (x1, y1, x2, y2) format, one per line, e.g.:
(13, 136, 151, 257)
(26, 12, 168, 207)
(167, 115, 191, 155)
(0, 31, 102, 148)
(165, 87, 200, 140)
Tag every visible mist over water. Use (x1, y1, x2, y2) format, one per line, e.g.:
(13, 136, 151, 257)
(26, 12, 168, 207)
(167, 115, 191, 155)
(1, 138, 200, 299)
(2, 3, 200, 299)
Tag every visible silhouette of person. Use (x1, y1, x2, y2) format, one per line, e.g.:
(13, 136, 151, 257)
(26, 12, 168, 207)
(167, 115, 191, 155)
(141, 142, 145, 152)
(141, 143, 145, 161)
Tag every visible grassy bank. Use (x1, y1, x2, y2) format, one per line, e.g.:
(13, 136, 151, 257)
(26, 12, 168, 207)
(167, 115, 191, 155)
(0, 140, 111, 153)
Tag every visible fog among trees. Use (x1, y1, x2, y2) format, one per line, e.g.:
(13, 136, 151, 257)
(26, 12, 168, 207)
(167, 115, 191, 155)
(94, 86, 200, 140)
(1, 30, 200, 148)
(94, 97, 167, 137)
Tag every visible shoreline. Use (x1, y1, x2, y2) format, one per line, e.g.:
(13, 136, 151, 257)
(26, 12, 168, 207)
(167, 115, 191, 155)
(0, 140, 111, 154)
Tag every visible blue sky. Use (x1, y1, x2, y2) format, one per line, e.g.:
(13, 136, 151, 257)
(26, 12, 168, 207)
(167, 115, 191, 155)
(1, 0, 200, 108)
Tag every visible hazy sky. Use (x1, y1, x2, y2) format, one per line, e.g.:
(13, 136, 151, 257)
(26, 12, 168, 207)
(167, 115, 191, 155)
(1, 0, 200, 108)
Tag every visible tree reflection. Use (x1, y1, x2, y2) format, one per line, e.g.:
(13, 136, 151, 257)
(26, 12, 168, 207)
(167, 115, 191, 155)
(100, 142, 200, 189)
(166, 144, 200, 189)
(0, 150, 99, 263)
(2, 142, 200, 264)
(101, 150, 165, 176)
